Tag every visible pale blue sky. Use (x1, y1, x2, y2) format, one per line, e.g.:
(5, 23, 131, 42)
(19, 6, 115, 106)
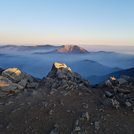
(0, 0, 134, 45)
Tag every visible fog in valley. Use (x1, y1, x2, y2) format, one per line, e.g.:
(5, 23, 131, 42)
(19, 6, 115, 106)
(0, 45, 134, 84)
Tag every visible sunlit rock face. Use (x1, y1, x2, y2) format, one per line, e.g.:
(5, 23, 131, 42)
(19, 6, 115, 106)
(0, 68, 39, 96)
(54, 62, 71, 71)
(0, 75, 23, 92)
(54, 62, 68, 69)
(110, 76, 117, 81)
(55, 45, 89, 53)
(2, 68, 25, 82)
(47, 62, 73, 79)
(0, 76, 12, 89)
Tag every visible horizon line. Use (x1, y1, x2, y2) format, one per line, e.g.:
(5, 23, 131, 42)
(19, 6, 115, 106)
(0, 43, 134, 47)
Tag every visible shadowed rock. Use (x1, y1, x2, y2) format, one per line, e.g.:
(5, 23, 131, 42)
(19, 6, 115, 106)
(0, 67, 4, 75)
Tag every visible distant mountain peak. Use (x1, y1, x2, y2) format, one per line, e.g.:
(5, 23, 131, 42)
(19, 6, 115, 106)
(55, 45, 89, 53)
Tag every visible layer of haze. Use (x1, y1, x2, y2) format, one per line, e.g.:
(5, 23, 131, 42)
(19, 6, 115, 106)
(0, 0, 134, 45)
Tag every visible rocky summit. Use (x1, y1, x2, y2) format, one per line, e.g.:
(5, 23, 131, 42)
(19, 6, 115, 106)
(40, 62, 90, 92)
(54, 45, 89, 54)
(0, 63, 134, 134)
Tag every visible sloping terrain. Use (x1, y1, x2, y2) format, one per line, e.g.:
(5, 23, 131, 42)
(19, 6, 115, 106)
(0, 63, 134, 134)
(70, 60, 121, 80)
(108, 67, 134, 78)
(89, 67, 134, 84)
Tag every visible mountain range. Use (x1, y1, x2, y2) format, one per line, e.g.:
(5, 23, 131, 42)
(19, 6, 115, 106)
(0, 44, 134, 84)
(0, 44, 60, 54)
(88, 67, 134, 84)
(70, 59, 121, 78)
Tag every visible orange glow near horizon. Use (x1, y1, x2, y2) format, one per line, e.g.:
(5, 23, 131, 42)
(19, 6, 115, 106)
(0, 34, 134, 46)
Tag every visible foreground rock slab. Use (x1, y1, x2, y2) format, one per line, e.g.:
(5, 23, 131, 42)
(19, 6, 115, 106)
(0, 68, 39, 97)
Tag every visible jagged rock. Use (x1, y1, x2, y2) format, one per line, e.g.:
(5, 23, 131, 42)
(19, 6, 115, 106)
(103, 98, 112, 106)
(0, 67, 3, 74)
(111, 99, 120, 109)
(18, 79, 27, 88)
(41, 62, 90, 93)
(105, 76, 119, 87)
(105, 80, 112, 87)
(17, 84, 24, 90)
(117, 88, 131, 94)
(81, 112, 90, 121)
(50, 88, 57, 95)
(32, 90, 39, 96)
(102, 75, 134, 109)
(105, 91, 113, 98)
(0, 75, 12, 85)
(49, 124, 59, 134)
(60, 100, 64, 106)
(94, 121, 100, 130)
(0, 68, 39, 96)
(82, 103, 89, 109)
(49, 129, 59, 134)
(0, 92, 7, 97)
(47, 62, 72, 79)
(27, 82, 38, 88)
(117, 78, 128, 85)
(125, 101, 132, 107)
(74, 126, 81, 131)
(5, 101, 14, 105)
(25, 74, 35, 82)
(75, 120, 79, 126)
(56, 69, 66, 79)
(49, 109, 54, 115)
(2, 68, 25, 82)
(0, 76, 20, 92)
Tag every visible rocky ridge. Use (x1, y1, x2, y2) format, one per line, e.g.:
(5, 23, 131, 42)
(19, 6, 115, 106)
(0, 63, 134, 134)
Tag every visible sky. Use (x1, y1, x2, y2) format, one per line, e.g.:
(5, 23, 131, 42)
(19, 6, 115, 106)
(0, 0, 134, 45)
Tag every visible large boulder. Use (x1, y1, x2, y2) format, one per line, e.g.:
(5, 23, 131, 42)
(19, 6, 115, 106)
(47, 62, 72, 79)
(117, 78, 128, 85)
(2, 68, 38, 88)
(0, 68, 39, 96)
(2, 68, 25, 82)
